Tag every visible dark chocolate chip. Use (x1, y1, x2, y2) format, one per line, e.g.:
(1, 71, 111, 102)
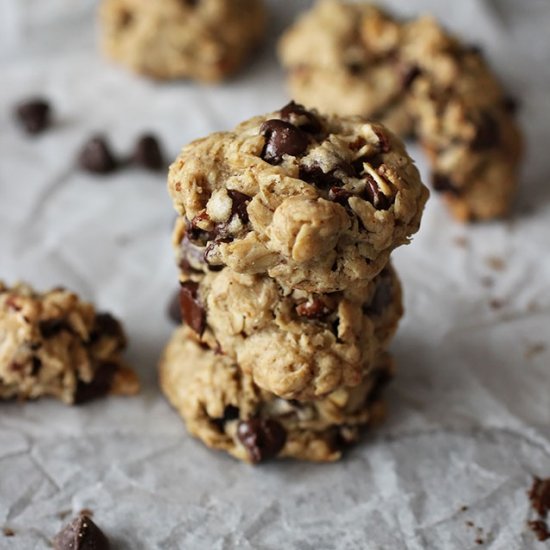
(15, 98, 51, 135)
(212, 404, 240, 431)
(237, 419, 287, 463)
(39, 319, 69, 338)
(280, 101, 323, 134)
(328, 186, 354, 205)
(471, 112, 500, 151)
(74, 362, 116, 404)
(432, 173, 460, 195)
(181, 0, 199, 6)
(362, 174, 390, 210)
(374, 129, 391, 154)
(179, 233, 207, 273)
(93, 313, 125, 341)
(296, 298, 333, 319)
(529, 477, 550, 517)
(346, 62, 364, 76)
(402, 65, 422, 90)
(503, 95, 520, 114)
(528, 520, 550, 542)
(260, 120, 309, 165)
(227, 190, 252, 224)
(78, 135, 118, 174)
(132, 134, 164, 171)
(2, 528, 15, 537)
(31, 356, 42, 376)
(300, 164, 343, 189)
(53, 515, 110, 550)
(119, 9, 133, 27)
(168, 290, 182, 324)
(365, 271, 393, 316)
(179, 281, 206, 336)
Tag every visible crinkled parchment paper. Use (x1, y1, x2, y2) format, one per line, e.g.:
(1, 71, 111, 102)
(1, 0, 549, 548)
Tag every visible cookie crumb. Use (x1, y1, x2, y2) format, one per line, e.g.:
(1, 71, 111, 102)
(459, 505, 469, 512)
(453, 236, 468, 248)
(79, 508, 94, 518)
(2, 527, 15, 537)
(527, 476, 550, 542)
(485, 256, 506, 271)
(466, 520, 474, 528)
(525, 342, 546, 360)
(528, 520, 550, 542)
(489, 298, 505, 310)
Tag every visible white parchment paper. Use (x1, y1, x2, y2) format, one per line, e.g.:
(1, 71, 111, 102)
(1, 1, 549, 548)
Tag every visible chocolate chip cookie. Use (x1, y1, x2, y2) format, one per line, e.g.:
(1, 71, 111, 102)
(0, 282, 139, 404)
(173, 217, 402, 399)
(100, 0, 267, 82)
(168, 102, 429, 293)
(159, 325, 392, 463)
(279, 1, 523, 221)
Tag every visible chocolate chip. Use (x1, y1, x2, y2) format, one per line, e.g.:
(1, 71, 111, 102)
(2, 528, 15, 537)
(362, 174, 390, 210)
(471, 112, 500, 150)
(168, 290, 182, 323)
(402, 65, 421, 90)
(31, 356, 42, 376)
(74, 361, 116, 404)
(78, 135, 118, 174)
(53, 515, 110, 550)
(366, 368, 394, 405)
(346, 62, 364, 76)
(529, 477, 550, 517)
(503, 95, 520, 114)
(328, 186, 354, 205)
(119, 9, 133, 27)
(260, 120, 309, 165)
(91, 313, 125, 349)
(132, 134, 164, 171)
(529, 520, 550, 542)
(179, 281, 206, 336)
(296, 298, 333, 319)
(237, 419, 287, 463)
(39, 319, 69, 338)
(227, 190, 252, 224)
(364, 271, 393, 315)
(15, 98, 51, 135)
(300, 164, 343, 189)
(280, 101, 322, 134)
(179, 233, 207, 273)
(374, 129, 391, 154)
(212, 404, 240, 431)
(432, 173, 460, 195)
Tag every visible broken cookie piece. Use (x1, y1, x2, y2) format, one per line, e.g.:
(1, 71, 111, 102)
(0, 281, 139, 404)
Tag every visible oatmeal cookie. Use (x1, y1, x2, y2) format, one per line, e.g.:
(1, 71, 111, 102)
(168, 103, 428, 292)
(0, 282, 138, 404)
(100, 0, 266, 82)
(159, 325, 392, 463)
(279, 0, 523, 221)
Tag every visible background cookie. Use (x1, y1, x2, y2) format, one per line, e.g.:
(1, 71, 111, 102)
(279, 0, 523, 221)
(100, 0, 267, 82)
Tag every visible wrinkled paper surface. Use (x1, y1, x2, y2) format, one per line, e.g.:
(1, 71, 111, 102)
(1, 0, 550, 548)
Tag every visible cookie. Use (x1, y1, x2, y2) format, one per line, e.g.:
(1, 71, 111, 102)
(0, 282, 139, 404)
(278, 0, 523, 221)
(173, 218, 402, 399)
(100, 0, 267, 82)
(159, 325, 392, 463)
(168, 103, 428, 293)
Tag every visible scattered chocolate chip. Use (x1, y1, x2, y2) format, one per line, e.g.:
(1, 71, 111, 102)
(365, 271, 393, 315)
(300, 164, 343, 189)
(503, 95, 520, 114)
(260, 120, 309, 165)
(179, 281, 206, 336)
(402, 65, 422, 90)
(528, 520, 550, 542)
(132, 134, 164, 171)
(237, 418, 287, 463)
(53, 515, 110, 550)
(15, 98, 51, 135)
(31, 356, 42, 376)
(39, 319, 69, 338)
(227, 190, 252, 224)
(432, 173, 460, 195)
(280, 101, 322, 134)
(74, 361, 116, 404)
(296, 298, 333, 319)
(168, 290, 182, 324)
(362, 174, 390, 210)
(471, 112, 500, 151)
(78, 135, 118, 174)
(2, 527, 15, 537)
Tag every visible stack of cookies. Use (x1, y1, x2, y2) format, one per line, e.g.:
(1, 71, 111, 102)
(160, 102, 429, 463)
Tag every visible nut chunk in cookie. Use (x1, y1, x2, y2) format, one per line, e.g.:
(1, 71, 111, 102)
(99, 0, 267, 82)
(168, 102, 429, 293)
(0, 281, 139, 404)
(278, 0, 523, 221)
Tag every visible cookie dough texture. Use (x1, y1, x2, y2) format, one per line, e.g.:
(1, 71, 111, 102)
(279, 0, 523, 221)
(160, 325, 392, 463)
(100, 0, 266, 82)
(168, 104, 428, 293)
(0, 282, 139, 404)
